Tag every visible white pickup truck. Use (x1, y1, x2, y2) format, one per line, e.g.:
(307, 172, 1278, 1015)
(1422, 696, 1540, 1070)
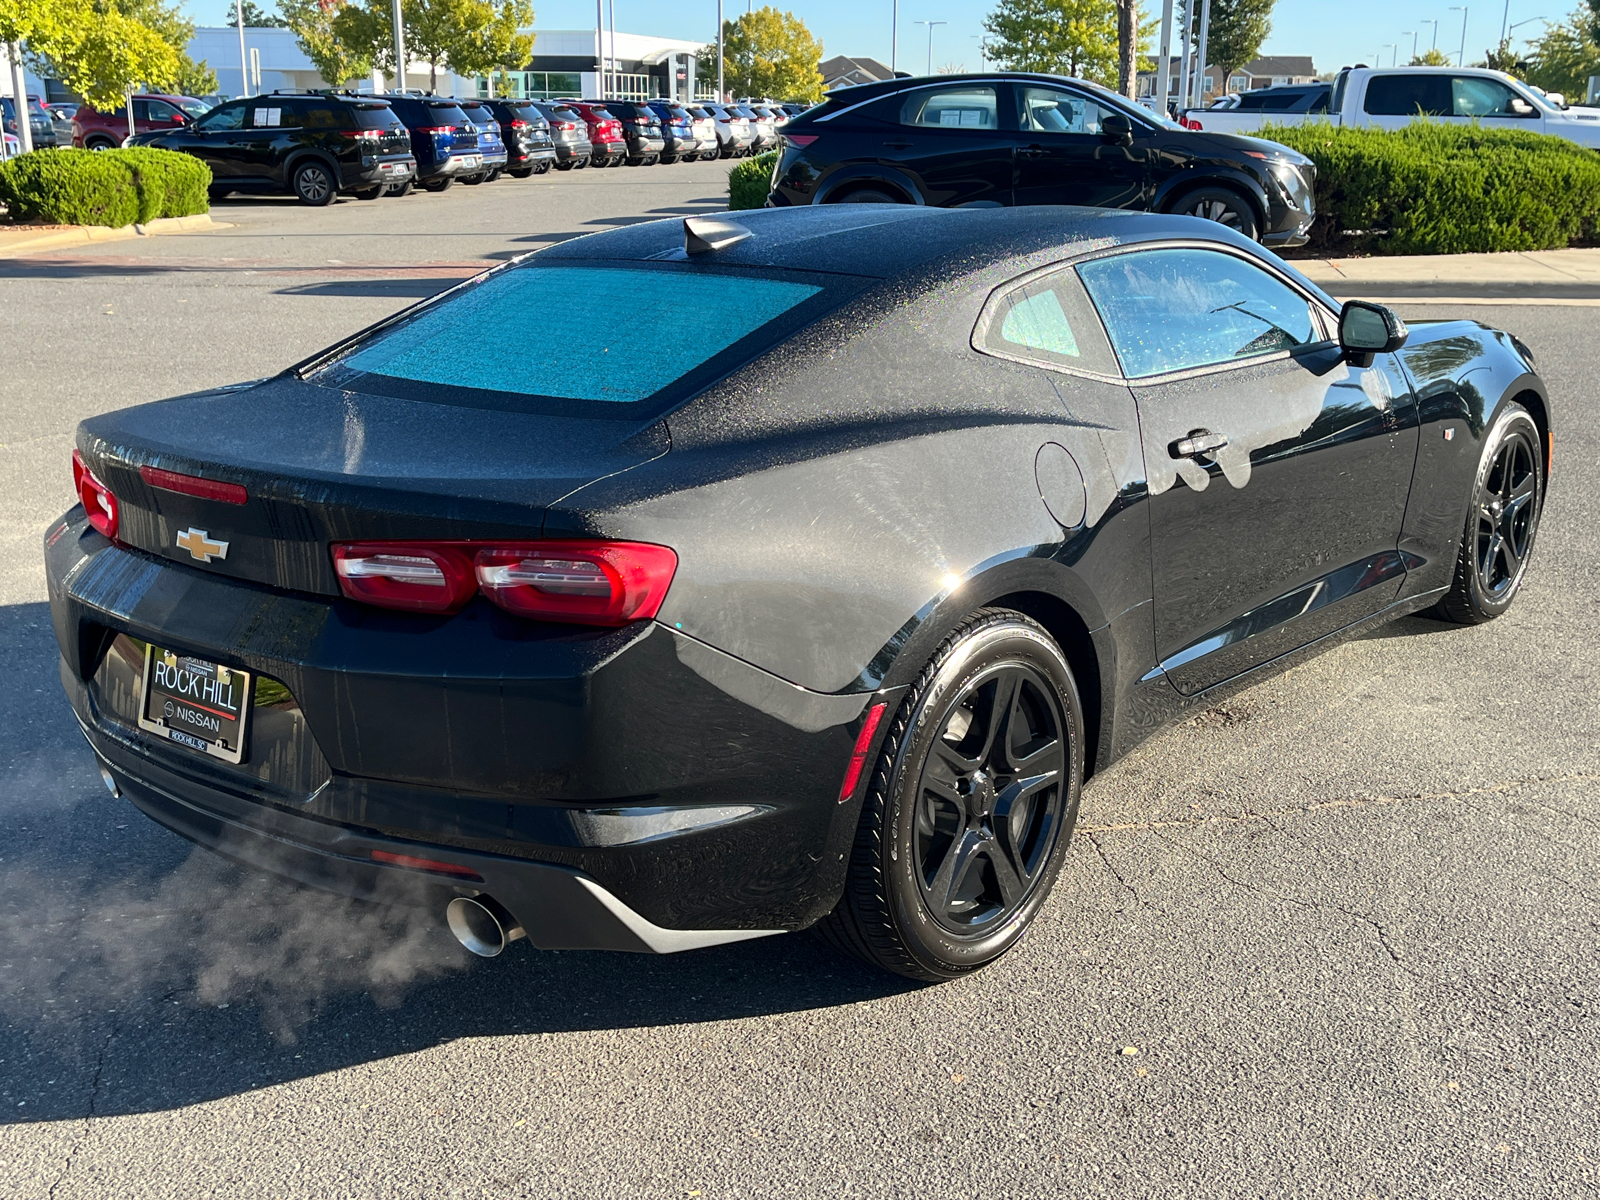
(1183, 65, 1600, 150)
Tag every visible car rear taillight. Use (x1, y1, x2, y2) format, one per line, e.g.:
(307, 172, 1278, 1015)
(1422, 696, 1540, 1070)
(71, 449, 118, 539)
(340, 129, 383, 141)
(330, 540, 677, 624)
(475, 542, 676, 625)
(786, 134, 818, 146)
(332, 544, 477, 613)
(418, 125, 451, 138)
(558, 121, 577, 131)
(139, 464, 247, 505)
(508, 118, 529, 129)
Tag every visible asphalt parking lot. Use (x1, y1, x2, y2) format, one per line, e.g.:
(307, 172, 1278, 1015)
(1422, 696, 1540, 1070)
(1, 170, 1597, 1198)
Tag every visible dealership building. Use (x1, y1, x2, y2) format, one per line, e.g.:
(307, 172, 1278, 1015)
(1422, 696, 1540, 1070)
(182, 26, 714, 104)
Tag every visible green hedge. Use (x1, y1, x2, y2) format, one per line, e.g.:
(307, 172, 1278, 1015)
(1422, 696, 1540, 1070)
(728, 149, 779, 211)
(1260, 120, 1600, 255)
(0, 147, 210, 227)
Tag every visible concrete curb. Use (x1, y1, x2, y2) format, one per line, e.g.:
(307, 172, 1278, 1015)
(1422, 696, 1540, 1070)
(0, 213, 227, 257)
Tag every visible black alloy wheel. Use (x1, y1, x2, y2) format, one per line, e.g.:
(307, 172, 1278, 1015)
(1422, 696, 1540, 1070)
(1173, 186, 1259, 241)
(819, 609, 1083, 982)
(485, 168, 501, 182)
(1433, 402, 1544, 624)
(353, 185, 383, 200)
(837, 187, 902, 205)
(534, 160, 552, 173)
(461, 173, 484, 185)
(422, 176, 453, 192)
(292, 161, 335, 206)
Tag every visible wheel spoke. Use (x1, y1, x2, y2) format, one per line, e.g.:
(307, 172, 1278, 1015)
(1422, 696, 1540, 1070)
(1509, 474, 1538, 504)
(926, 829, 983, 915)
(979, 837, 1028, 907)
(1009, 735, 1063, 778)
(1498, 527, 1523, 578)
(974, 669, 1023, 771)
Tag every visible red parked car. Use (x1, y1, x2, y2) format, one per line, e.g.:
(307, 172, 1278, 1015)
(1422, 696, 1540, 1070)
(558, 100, 628, 167)
(72, 94, 210, 150)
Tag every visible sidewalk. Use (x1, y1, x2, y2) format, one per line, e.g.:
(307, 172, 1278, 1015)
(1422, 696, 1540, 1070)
(1294, 247, 1600, 305)
(0, 213, 223, 257)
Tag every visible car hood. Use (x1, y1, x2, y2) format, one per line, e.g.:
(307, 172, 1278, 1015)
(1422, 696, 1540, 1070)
(1185, 128, 1312, 166)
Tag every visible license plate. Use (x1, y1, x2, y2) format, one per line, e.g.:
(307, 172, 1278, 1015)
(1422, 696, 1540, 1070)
(461, 154, 482, 168)
(138, 643, 251, 764)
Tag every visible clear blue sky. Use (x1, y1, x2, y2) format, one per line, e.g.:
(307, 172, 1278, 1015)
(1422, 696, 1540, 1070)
(180, 0, 1556, 77)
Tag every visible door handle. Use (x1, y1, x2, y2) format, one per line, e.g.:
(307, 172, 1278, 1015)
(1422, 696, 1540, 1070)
(882, 139, 912, 149)
(1018, 144, 1045, 158)
(1170, 430, 1229, 459)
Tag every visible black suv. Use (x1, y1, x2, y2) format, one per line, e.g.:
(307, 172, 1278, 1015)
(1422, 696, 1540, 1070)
(128, 92, 415, 205)
(770, 72, 1317, 247)
(595, 100, 666, 165)
(481, 97, 558, 176)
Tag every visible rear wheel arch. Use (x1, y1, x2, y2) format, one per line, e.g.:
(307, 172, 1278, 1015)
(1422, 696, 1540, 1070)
(284, 150, 342, 189)
(988, 591, 1105, 783)
(825, 179, 914, 205)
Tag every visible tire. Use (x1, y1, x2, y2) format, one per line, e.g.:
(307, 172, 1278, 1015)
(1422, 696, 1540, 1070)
(422, 176, 453, 192)
(816, 609, 1085, 982)
(385, 179, 415, 198)
(1171, 185, 1259, 240)
(534, 160, 552, 174)
(291, 160, 336, 206)
(86, 137, 118, 152)
(835, 187, 903, 205)
(556, 159, 574, 170)
(625, 155, 644, 166)
(509, 167, 534, 178)
(661, 154, 679, 165)
(461, 173, 484, 185)
(1429, 402, 1545, 624)
(353, 185, 383, 200)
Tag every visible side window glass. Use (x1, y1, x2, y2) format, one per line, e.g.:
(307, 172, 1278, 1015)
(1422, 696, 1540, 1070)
(1076, 248, 1318, 378)
(1017, 87, 1112, 134)
(980, 268, 1120, 377)
(1308, 90, 1330, 113)
(248, 103, 289, 129)
(132, 99, 152, 121)
(900, 86, 998, 129)
(1363, 74, 1452, 116)
(196, 102, 246, 131)
(1452, 77, 1517, 116)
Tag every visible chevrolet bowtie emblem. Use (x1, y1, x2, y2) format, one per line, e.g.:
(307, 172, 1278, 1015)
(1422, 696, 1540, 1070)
(175, 528, 229, 563)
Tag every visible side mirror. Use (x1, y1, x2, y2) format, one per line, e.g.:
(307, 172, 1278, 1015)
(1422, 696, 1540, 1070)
(1509, 97, 1536, 116)
(1101, 113, 1134, 145)
(1338, 300, 1408, 367)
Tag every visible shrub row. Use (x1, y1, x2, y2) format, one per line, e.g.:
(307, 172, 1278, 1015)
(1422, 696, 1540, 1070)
(0, 148, 211, 227)
(728, 149, 779, 211)
(1260, 120, 1600, 255)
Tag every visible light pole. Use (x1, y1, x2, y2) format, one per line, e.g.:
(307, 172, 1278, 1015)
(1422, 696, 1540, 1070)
(1420, 17, 1439, 50)
(1449, 6, 1468, 65)
(891, 0, 898, 73)
(1383, 43, 1396, 65)
(915, 20, 946, 76)
(717, 0, 724, 100)
(1402, 30, 1416, 61)
(972, 35, 988, 71)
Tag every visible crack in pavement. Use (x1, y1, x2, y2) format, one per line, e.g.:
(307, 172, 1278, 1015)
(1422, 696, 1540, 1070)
(46, 1010, 119, 1200)
(1082, 831, 1166, 916)
(1079, 770, 1600, 836)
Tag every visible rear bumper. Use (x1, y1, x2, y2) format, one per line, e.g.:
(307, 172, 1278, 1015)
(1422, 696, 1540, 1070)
(551, 141, 592, 162)
(344, 155, 416, 188)
(591, 141, 628, 162)
(87, 721, 780, 953)
(47, 512, 897, 938)
(508, 145, 557, 167)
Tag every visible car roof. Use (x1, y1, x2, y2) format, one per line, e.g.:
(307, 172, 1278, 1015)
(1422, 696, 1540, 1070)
(535, 204, 1299, 285)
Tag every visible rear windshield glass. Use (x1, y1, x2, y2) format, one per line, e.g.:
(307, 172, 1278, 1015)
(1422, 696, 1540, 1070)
(425, 102, 470, 124)
(548, 106, 582, 122)
(352, 102, 402, 129)
(318, 264, 839, 417)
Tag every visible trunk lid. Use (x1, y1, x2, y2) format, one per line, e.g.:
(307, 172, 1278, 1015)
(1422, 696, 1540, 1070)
(76, 374, 667, 597)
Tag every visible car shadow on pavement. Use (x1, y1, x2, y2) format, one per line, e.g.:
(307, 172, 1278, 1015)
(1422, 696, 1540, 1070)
(0, 601, 923, 1124)
(275, 278, 470, 298)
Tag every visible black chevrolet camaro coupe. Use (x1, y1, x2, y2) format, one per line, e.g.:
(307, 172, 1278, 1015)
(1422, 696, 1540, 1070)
(48, 207, 1551, 982)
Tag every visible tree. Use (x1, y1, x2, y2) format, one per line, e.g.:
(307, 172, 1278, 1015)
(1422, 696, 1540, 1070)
(282, 0, 374, 86)
(1204, 0, 1274, 80)
(983, 0, 1119, 84)
(1409, 47, 1451, 65)
(1524, 10, 1600, 101)
(226, 0, 288, 25)
(718, 7, 824, 102)
(1115, 0, 1136, 98)
(31, 4, 182, 109)
(331, 0, 533, 92)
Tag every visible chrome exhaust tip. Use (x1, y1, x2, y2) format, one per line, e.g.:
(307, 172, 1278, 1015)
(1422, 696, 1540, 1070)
(98, 764, 120, 798)
(446, 896, 527, 958)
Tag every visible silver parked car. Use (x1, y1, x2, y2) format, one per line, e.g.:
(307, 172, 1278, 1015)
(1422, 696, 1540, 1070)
(702, 103, 755, 158)
(685, 105, 719, 161)
(739, 103, 778, 153)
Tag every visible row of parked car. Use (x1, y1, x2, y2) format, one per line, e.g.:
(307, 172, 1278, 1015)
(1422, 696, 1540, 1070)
(4, 88, 804, 203)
